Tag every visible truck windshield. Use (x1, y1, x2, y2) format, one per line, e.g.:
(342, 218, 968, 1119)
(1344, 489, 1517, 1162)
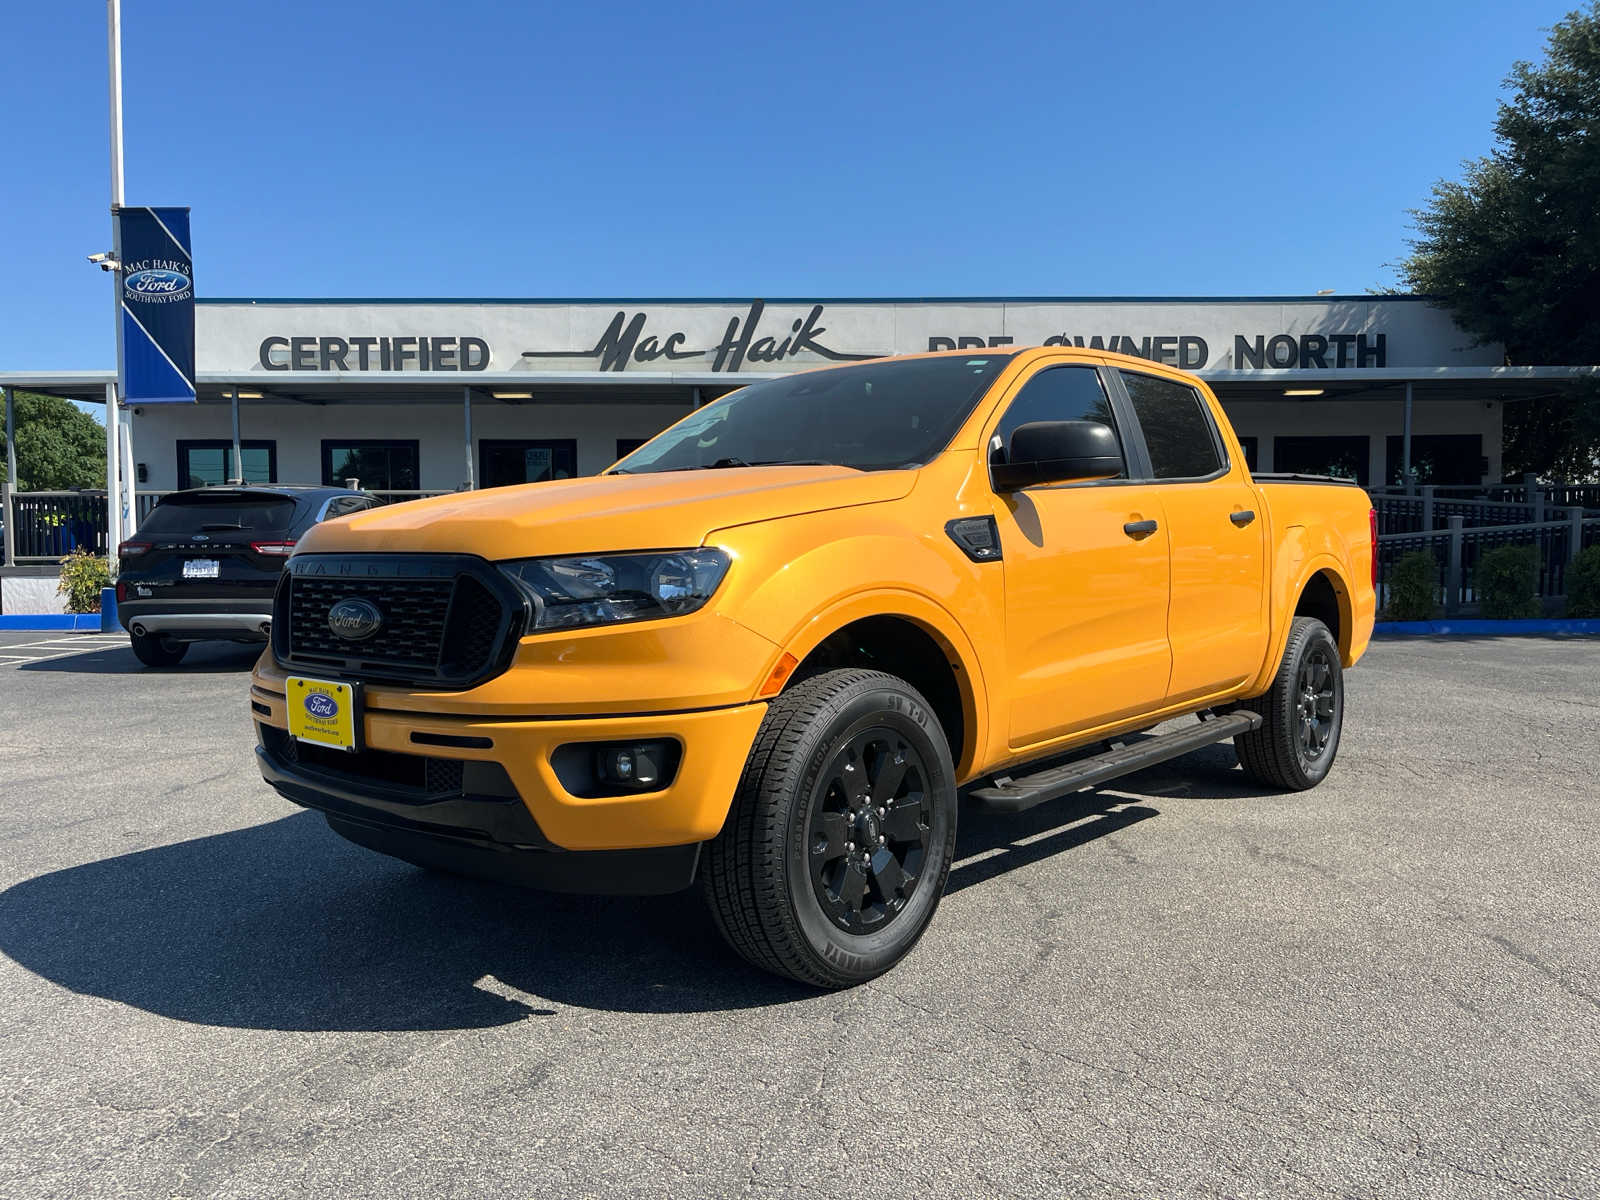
(613, 353, 1018, 474)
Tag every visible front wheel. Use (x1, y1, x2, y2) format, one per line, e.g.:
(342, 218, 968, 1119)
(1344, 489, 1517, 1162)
(702, 668, 958, 988)
(130, 630, 189, 668)
(1235, 615, 1344, 790)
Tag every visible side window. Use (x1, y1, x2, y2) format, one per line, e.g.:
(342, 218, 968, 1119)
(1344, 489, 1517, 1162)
(1119, 372, 1225, 479)
(993, 366, 1124, 475)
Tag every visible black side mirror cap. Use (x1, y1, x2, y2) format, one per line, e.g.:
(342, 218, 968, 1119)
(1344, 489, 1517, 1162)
(990, 420, 1124, 491)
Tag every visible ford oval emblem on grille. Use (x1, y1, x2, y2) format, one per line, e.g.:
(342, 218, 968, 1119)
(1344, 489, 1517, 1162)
(327, 598, 383, 641)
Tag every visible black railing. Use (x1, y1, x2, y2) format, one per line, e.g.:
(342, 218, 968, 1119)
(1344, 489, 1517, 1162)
(1377, 517, 1600, 613)
(5, 491, 110, 561)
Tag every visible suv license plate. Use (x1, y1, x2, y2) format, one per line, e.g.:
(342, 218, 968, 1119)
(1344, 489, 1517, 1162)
(182, 558, 220, 579)
(286, 676, 360, 751)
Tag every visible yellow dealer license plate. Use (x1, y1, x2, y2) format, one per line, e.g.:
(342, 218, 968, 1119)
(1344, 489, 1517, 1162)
(286, 676, 360, 752)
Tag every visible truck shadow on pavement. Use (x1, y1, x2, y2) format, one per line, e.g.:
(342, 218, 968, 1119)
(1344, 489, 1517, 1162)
(19, 643, 263, 675)
(0, 748, 1268, 1029)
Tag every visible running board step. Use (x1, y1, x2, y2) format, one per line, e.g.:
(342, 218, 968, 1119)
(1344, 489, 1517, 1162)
(969, 711, 1264, 813)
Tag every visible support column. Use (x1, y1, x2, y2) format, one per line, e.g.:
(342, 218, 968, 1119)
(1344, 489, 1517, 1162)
(463, 387, 475, 490)
(1401, 380, 1413, 493)
(1446, 515, 1464, 615)
(118, 405, 134, 542)
(104, 383, 121, 571)
(3, 386, 15, 490)
(230, 386, 242, 482)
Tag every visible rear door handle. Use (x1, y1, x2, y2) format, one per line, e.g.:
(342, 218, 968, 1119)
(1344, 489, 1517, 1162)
(1230, 510, 1257, 526)
(1123, 519, 1158, 539)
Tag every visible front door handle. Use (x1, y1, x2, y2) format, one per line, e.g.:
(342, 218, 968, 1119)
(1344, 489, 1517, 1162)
(1123, 519, 1158, 539)
(1230, 509, 1257, 527)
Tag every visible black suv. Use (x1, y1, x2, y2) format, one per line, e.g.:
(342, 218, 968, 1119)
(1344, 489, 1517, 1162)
(117, 485, 381, 667)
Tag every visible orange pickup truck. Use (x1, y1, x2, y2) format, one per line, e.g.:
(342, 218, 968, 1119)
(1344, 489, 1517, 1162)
(250, 347, 1375, 986)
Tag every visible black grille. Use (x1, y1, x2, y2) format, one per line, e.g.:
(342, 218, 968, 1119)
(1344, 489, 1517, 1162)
(274, 554, 523, 688)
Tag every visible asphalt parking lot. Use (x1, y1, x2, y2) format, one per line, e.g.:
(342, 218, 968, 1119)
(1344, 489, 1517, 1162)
(1, 632, 1596, 1199)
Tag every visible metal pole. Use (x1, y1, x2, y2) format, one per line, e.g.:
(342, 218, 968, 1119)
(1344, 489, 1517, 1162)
(118, 406, 134, 541)
(1446, 515, 1464, 615)
(1570, 507, 1585, 566)
(692, 386, 703, 409)
(106, 0, 126, 572)
(230, 387, 242, 482)
(1, 481, 13, 568)
(3, 386, 15, 490)
(104, 382, 121, 568)
(1401, 380, 1413, 493)
(463, 387, 475, 489)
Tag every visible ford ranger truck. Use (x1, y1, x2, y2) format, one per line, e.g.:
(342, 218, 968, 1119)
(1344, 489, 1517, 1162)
(251, 347, 1376, 988)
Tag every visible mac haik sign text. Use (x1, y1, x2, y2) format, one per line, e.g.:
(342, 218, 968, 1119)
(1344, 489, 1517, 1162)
(118, 206, 195, 403)
(202, 299, 1503, 377)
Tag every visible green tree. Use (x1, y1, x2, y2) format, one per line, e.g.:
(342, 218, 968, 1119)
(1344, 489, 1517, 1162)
(1, 392, 106, 490)
(1401, 3, 1600, 481)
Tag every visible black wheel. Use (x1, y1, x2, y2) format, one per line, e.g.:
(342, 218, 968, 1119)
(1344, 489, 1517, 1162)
(1235, 615, 1344, 790)
(701, 668, 958, 988)
(130, 631, 188, 668)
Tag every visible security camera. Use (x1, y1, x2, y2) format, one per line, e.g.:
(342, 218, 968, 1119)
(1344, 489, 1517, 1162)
(86, 251, 121, 271)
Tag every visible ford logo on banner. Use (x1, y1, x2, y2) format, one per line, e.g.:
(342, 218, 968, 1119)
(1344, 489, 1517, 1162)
(304, 693, 341, 720)
(124, 268, 192, 298)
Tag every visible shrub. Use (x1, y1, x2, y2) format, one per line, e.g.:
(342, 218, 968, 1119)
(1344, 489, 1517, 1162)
(56, 548, 110, 614)
(1567, 545, 1600, 618)
(1384, 551, 1440, 621)
(1476, 544, 1541, 620)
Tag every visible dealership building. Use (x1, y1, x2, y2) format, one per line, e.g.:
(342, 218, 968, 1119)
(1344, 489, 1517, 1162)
(6, 294, 1597, 499)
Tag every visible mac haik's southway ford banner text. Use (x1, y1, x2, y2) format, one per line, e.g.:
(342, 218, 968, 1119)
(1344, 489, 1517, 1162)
(193, 297, 1503, 378)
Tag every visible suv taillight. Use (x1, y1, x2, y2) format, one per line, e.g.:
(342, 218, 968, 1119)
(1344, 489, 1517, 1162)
(251, 540, 297, 557)
(1369, 508, 1378, 588)
(118, 539, 151, 557)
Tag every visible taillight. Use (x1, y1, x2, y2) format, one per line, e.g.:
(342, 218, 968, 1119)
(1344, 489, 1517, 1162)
(118, 539, 150, 557)
(1369, 508, 1378, 588)
(115, 580, 128, 603)
(250, 540, 297, 557)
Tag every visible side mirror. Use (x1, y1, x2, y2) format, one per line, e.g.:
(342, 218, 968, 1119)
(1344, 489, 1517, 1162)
(990, 420, 1124, 491)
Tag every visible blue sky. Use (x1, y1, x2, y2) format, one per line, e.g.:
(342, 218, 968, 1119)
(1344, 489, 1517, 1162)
(0, 0, 1578, 372)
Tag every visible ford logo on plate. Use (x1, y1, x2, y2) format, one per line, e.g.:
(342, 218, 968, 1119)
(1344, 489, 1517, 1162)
(304, 693, 340, 720)
(124, 268, 191, 297)
(327, 597, 383, 641)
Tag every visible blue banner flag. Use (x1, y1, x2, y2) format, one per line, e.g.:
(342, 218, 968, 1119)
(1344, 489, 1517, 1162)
(116, 206, 195, 404)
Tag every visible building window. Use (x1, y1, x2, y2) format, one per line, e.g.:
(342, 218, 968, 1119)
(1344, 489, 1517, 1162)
(1273, 435, 1370, 485)
(616, 437, 650, 461)
(1236, 436, 1259, 473)
(177, 440, 276, 488)
(322, 440, 420, 492)
(478, 440, 577, 488)
(1384, 434, 1485, 486)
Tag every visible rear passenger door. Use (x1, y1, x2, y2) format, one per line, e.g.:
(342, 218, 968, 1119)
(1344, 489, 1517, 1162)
(1114, 369, 1267, 704)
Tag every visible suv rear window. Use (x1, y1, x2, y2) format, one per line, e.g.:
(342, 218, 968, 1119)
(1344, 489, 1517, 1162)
(137, 494, 296, 538)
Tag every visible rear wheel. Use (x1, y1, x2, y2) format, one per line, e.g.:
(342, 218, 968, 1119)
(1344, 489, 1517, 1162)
(1235, 615, 1343, 790)
(702, 668, 958, 988)
(130, 631, 188, 668)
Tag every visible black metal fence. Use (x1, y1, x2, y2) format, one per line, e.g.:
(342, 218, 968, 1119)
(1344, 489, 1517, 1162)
(1377, 517, 1600, 613)
(4, 490, 109, 561)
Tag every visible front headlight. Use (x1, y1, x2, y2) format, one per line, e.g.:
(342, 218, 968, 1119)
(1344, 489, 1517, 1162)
(498, 549, 731, 631)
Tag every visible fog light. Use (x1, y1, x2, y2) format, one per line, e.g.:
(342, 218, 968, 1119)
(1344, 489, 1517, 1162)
(597, 742, 667, 789)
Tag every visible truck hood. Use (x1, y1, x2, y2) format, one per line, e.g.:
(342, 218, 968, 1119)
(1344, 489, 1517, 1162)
(295, 465, 915, 559)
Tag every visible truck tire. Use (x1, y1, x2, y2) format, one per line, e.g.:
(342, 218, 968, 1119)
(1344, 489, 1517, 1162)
(1234, 615, 1343, 790)
(702, 668, 958, 988)
(130, 631, 189, 668)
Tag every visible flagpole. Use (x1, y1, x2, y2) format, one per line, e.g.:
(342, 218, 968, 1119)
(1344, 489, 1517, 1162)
(105, 0, 125, 566)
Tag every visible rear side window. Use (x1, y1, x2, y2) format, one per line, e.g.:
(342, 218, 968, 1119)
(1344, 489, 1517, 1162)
(1119, 372, 1225, 479)
(138, 495, 296, 538)
(994, 366, 1124, 474)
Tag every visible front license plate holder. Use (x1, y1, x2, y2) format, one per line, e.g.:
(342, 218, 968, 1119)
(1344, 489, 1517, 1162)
(286, 676, 361, 752)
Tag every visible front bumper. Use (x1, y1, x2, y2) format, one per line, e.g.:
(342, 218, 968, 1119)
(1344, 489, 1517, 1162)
(251, 680, 768, 854)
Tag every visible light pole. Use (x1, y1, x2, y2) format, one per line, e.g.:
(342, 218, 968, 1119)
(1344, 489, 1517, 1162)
(104, 0, 126, 569)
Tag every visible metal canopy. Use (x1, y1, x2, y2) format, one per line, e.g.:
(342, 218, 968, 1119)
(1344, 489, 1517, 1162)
(2, 365, 1596, 408)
